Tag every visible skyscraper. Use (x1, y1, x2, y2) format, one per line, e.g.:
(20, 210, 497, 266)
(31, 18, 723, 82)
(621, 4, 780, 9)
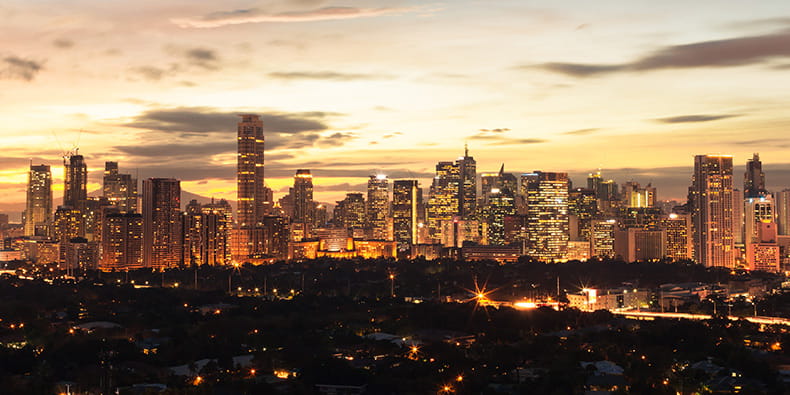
(777, 189, 790, 235)
(523, 171, 570, 262)
(143, 178, 182, 269)
(744, 153, 766, 198)
(366, 175, 389, 240)
(64, 154, 88, 208)
(393, 180, 422, 249)
(103, 161, 138, 212)
(427, 161, 460, 241)
(237, 114, 265, 229)
(335, 193, 366, 230)
(293, 169, 315, 230)
(457, 146, 477, 220)
(483, 188, 516, 246)
(100, 212, 143, 271)
(25, 164, 52, 237)
(689, 155, 735, 268)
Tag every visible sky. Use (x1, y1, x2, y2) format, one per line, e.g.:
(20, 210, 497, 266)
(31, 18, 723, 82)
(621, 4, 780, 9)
(2, 0, 790, 220)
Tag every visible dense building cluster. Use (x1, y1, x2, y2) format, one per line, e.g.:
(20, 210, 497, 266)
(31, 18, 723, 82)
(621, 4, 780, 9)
(4, 115, 790, 273)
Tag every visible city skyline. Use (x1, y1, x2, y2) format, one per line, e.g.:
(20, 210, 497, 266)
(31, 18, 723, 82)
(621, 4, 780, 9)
(3, 1, 790, 218)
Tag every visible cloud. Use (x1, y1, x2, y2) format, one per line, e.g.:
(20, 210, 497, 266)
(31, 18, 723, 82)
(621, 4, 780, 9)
(53, 39, 74, 49)
(534, 63, 624, 77)
(655, 114, 742, 124)
(268, 71, 394, 81)
(479, 128, 510, 133)
(172, 6, 415, 28)
(317, 132, 355, 147)
(486, 138, 546, 145)
(124, 107, 331, 134)
(468, 129, 546, 145)
(113, 142, 237, 158)
(131, 66, 168, 81)
(563, 128, 599, 136)
(1, 56, 43, 81)
(185, 48, 219, 69)
(533, 29, 790, 77)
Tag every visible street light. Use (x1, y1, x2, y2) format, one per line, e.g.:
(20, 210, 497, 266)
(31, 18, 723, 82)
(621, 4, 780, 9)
(389, 273, 395, 297)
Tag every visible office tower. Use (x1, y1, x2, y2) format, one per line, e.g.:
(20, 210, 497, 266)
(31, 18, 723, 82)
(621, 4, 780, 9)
(335, 193, 366, 230)
(293, 169, 315, 227)
(183, 199, 232, 266)
(590, 219, 616, 259)
(53, 206, 84, 265)
(614, 227, 665, 262)
(568, 188, 598, 241)
(203, 199, 232, 265)
(777, 189, 790, 235)
(689, 155, 735, 268)
(24, 164, 52, 237)
(523, 171, 570, 262)
(733, 189, 744, 244)
(480, 165, 517, 205)
(744, 153, 766, 198)
(744, 195, 775, 244)
(746, 222, 780, 272)
(483, 188, 516, 246)
(661, 213, 693, 261)
(64, 154, 88, 208)
(237, 114, 266, 229)
(427, 161, 460, 241)
(480, 172, 500, 201)
(182, 200, 205, 266)
(103, 161, 138, 212)
(366, 175, 389, 240)
(457, 146, 477, 219)
(393, 180, 422, 248)
(314, 203, 328, 228)
(100, 212, 143, 271)
(142, 178, 182, 269)
(621, 181, 656, 208)
(251, 215, 289, 259)
(587, 171, 602, 194)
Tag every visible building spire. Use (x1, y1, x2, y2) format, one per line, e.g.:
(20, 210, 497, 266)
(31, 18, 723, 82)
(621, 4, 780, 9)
(464, 142, 468, 158)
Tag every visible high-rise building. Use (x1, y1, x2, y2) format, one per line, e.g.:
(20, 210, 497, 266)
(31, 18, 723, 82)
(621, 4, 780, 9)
(568, 188, 598, 241)
(744, 195, 775, 244)
(24, 164, 52, 237)
(237, 114, 266, 229)
(393, 180, 422, 249)
(746, 222, 780, 272)
(293, 169, 315, 230)
(103, 161, 138, 212)
(427, 161, 460, 241)
(142, 178, 182, 269)
(100, 212, 143, 271)
(733, 188, 745, 244)
(614, 227, 665, 263)
(689, 155, 735, 268)
(457, 146, 477, 220)
(183, 199, 232, 266)
(590, 219, 616, 259)
(366, 175, 389, 240)
(661, 213, 693, 261)
(334, 193, 366, 230)
(523, 171, 569, 262)
(744, 153, 766, 198)
(64, 154, 88, 208)
(621, 181, 656, 208)
(482, 188, 516, 246)
(777, 189, 790, 236)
